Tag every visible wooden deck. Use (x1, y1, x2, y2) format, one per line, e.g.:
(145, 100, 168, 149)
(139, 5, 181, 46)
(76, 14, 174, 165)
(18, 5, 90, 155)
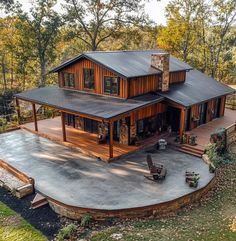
(190, 108, 236, 150)
(22, 117, 139, 161)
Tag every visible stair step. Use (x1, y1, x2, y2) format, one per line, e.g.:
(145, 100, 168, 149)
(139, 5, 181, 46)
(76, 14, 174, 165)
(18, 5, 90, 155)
(31, 193, 48, 209)
(181, 144, 204, 153)
(177, 148, 202, 158)
(179, 146, 204, 155)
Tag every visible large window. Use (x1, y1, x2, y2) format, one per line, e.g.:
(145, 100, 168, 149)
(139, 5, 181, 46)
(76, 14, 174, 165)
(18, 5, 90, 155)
(83, 68, 95, 89)
(104, 76, 120, 95)
(63, 72, 75, 88)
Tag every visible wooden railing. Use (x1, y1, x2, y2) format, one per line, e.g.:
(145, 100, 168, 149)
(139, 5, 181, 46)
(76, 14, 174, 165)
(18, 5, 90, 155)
(226, 123, 236, 146)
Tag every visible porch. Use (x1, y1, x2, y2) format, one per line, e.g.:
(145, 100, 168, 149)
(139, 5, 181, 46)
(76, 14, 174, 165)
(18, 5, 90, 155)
(22, 117, 139, 161)
(187, 108, 236, 151)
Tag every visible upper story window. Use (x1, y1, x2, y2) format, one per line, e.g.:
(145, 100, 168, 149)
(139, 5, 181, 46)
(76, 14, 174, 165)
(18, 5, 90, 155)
(104, 76, 120, 95)
(83, 68, 95, 89)
(63, 72, 75, 88)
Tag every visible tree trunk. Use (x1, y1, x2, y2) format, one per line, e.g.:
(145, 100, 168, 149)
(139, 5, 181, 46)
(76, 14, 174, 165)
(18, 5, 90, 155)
(1, 55, 7, 91)
(39, 57, 46, 87)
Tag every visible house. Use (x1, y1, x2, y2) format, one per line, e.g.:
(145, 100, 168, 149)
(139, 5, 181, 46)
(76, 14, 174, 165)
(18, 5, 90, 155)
(15, 50, 234, 161)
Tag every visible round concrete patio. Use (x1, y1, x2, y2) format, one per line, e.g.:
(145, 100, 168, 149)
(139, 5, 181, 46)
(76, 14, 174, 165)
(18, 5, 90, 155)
(0, 130, 214, 217)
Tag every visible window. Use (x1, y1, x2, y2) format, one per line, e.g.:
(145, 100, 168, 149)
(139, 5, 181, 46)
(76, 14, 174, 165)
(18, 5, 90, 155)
(63, 72, 75, 88)
(83, 68, 95, 89)
(104, 76, 120, 95)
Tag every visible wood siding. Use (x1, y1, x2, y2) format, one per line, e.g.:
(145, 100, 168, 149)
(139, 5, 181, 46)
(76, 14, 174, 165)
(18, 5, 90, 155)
(58, 58, 128, 98)
(129, 75, 161, 97)
(130, 103, 167, 122)
(190, 96, 226, 130)
(169, 71, 186, 84)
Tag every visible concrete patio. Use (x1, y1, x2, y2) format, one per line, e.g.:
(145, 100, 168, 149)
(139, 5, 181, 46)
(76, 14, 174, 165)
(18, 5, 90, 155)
(0, 129, 214, 210)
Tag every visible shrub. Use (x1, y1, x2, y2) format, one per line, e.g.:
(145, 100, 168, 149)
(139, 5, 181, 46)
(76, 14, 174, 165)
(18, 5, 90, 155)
(56, 223, 77, 241)
(81, 214, 92, 227)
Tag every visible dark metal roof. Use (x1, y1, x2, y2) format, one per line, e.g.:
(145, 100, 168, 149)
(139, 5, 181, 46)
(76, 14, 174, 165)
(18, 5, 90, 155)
(50, 50, 193, 78)
(159, 69, 235, 107)
(15, 86, 164, 120)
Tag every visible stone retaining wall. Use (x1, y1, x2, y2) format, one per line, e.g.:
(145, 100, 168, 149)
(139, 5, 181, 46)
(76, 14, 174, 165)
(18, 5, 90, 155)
(48, 176, 216, 220)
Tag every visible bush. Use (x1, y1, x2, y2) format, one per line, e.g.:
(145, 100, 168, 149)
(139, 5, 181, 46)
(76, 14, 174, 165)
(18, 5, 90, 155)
(81, 214, 92, 227)
(56, 223, 77, 241)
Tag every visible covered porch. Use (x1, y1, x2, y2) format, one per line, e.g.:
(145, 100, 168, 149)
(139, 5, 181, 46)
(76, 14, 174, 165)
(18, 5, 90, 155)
(15, 86, 164, 161)
(22, 117, 139, 161)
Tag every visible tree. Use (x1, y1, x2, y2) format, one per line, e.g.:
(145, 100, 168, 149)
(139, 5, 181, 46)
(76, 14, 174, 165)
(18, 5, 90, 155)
(157, 0, 204, 62)
(63, 0, 151, 51)
(18, 0, 61, 87)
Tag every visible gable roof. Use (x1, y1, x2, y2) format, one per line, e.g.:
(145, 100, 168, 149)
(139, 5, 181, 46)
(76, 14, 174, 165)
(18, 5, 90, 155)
(159, 69, 235, 107)
(49, 50, 193, 79)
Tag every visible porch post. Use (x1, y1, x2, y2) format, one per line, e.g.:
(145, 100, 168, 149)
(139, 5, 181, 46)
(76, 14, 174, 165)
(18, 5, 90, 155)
(61, 111, 66, 142)
(179, 108, 186, 137)
(32, 103, 38, 132)
(109, 120, 114, 159)
(15, 98, 21, 125)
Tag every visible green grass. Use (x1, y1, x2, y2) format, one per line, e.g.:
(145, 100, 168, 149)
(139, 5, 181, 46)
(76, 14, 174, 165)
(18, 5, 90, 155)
(91, 158, 236, 241)
(0, 202, 47, 241)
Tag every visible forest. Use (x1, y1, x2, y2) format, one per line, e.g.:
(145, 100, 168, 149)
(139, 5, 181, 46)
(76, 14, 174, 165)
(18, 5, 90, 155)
(0, 0, 235, 95)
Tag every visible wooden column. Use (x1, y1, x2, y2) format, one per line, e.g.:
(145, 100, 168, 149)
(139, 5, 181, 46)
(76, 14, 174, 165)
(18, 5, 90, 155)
(15, 98, 21, 124)
(109, 120, 114, 159)
(179, 108, 186, 137)
(61, 112, 66, 142)
(32, 103, 38, 132)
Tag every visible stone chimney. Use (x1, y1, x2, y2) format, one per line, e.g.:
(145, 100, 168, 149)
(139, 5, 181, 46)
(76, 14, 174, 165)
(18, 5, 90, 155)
(151, 53, 170, 92)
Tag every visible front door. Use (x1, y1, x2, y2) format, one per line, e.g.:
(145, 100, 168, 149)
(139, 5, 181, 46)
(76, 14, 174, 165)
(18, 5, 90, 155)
(198, 102, 207, 126)
(214, 98, 221, 118)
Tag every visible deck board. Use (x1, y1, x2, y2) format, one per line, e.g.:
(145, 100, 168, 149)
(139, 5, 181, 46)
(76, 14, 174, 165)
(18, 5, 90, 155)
(22, 117, 139, 161)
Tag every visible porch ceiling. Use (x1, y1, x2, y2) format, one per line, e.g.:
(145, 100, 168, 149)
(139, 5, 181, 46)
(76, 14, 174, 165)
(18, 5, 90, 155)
(15, 86, 164, 120)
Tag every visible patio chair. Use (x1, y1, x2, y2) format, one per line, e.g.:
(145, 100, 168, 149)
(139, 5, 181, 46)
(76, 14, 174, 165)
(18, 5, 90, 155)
(145, 154, 167, 181)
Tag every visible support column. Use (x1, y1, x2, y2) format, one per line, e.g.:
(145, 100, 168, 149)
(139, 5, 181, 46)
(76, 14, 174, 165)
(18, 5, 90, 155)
(179, 108, 186, 137)
(32, 103, 38, 132)
(15, 98, 21, 125)
(61, 112, 66, 142)
(109, 120, 114, 159)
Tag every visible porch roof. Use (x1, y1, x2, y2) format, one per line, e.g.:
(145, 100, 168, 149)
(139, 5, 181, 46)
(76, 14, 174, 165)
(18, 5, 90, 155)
(159, 69, 235, 107)
(15, 86, 164, 120)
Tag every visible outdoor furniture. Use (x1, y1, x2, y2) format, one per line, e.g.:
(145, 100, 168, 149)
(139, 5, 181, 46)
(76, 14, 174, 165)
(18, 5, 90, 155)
(185, 171, 200, 188)
(145, 154, 167, 181)
(158, 139, 167, 150)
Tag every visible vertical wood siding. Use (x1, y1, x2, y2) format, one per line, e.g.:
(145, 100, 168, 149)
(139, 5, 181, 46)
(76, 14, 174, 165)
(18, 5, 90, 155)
(129, 75, 161, 97)
(58, 58, 128, 98)
(190, 96, 226, 130)
(130, 103, 167, 121)
(169, 71, 186, 84)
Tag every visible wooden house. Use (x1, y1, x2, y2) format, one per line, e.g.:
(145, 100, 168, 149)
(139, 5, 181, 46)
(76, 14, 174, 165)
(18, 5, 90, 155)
(15, 50, 235, 160)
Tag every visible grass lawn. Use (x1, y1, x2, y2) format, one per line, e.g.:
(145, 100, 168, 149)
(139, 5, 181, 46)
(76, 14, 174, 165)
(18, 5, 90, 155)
(90, 157, 236, 241)
(0, 201, 47, 241)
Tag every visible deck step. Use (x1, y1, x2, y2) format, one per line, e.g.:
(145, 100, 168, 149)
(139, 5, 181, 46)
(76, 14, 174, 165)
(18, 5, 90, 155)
(179, 145, 204, 155)
(31, 193, 48, 209)
(176, 144, 204, 158)
(177, 148, 203, 158)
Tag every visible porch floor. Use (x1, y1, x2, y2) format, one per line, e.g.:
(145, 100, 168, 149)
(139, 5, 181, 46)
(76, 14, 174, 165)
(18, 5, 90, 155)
(190, 109, 236, 150)
(22, 117, 139, 161)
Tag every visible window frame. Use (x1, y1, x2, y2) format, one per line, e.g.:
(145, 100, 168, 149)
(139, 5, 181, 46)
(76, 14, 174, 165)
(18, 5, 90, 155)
(103, 76, 120, 95)
(62, 72, 75, 88)
(83, 68, 95, 90)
